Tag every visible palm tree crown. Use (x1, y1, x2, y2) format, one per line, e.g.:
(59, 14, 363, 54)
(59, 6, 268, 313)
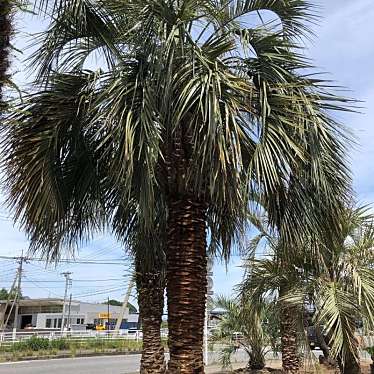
(2, 1, 355, 372)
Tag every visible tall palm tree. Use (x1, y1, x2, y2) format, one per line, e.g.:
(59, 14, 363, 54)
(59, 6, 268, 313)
(3, 1, 353, 372)
(0, 0, 12, 110)
(134, 237, 166, 373)
(1, 69, 167, 372)
(114, 210, 168, 373)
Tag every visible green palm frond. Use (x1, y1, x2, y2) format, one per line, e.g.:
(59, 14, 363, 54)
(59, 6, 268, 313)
(213, 295, 269, 369)
(1, 70, 108, 259)
(316, 281, 360, 365)
(4, 0, 353, 272)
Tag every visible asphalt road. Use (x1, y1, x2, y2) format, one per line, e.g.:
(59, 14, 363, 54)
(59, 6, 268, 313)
(0, 355, 142, 374)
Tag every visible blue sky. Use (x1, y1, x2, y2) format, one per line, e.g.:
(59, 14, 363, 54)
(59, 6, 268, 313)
(0, 1, 373, 305)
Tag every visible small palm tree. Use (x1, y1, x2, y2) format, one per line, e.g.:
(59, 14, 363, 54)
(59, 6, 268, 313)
(3, 1, 353, 371)
(212, 296, 273, 371)
(240, 249, 304, 372)
(242, 211, 309, 372)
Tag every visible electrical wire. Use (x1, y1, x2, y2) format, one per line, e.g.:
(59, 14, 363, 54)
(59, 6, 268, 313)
(0, 255, 128, 265)
(20, 278, 127, 283)
(73, 286, 125, 298)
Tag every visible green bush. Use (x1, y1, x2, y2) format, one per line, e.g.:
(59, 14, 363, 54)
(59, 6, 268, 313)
(17, 337, 49, 351)
(0, 336, 142, 356)
(50, 339, 69, 350)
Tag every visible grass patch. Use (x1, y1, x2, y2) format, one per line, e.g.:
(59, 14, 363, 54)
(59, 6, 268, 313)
(0, 336, 142, 361)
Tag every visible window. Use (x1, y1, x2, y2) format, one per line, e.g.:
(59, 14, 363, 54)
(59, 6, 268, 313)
(53, 319, 57, 328)
(57, 319, 62, 328)
(46, 319, 52, 328)
(77, 318, 85, 325)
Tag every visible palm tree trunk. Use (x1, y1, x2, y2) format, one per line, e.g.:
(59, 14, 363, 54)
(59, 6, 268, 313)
(279, 287, 300, 373)
(136, 263, 166, 373)
(315, 325, 337, 368)
(166, 199, 207, 374)
(338, 349, 361, 374)
(0, 0, 11, 110)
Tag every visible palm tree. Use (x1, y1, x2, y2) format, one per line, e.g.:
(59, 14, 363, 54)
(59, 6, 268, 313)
(134, 238, 166, 373)
(0, 0, 12, 110)
(3, 1, 353, 372)
(1, 69, 167, 372)
(115, 213, 168, 373)
(302, 206, 374, 374)
(243, 209, 310, 373)
(212, 295, 277, 371)
(241, 206, 374, 374)
(240, 242, 304, 372)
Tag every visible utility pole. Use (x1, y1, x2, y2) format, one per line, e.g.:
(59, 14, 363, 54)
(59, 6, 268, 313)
(13, 253, 26, 334)
(67, 294, 72, 331)
(61, 272, 72, 332)
(114, 272, 135, 334)
(204, 257, 214, 366)
(107, 297, 110, 331)
(0, 272, 18, 330)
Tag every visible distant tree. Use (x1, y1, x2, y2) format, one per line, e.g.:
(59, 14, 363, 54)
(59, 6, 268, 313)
(0, 287, 23, 300)
(0, 288, 9, 300)
(104, 299, 137, 314)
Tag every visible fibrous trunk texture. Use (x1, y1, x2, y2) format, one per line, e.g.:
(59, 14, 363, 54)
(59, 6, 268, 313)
(136, 262, 166, 374)
(0, 0, 11, 110)
(166, 199, 207, 374)
(248, 348, 265, 370)
(279, 287, 300, 373)
(339, 350, 361, 374)
(316, 326, 337, 368)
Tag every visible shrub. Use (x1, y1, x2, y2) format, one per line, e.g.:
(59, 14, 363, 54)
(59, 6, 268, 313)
(50, 339, 69, 350)
(21, 337, 49, 351)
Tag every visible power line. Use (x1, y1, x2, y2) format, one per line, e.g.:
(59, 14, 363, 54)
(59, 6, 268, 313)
(20, 278, 127, 283)
(73, 286, 125, 298)
(23, 277, 64, 298)
(0, 255, 127, 265)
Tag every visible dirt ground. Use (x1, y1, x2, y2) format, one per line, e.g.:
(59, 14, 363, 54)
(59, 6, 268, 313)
(207, 360, 373, 373)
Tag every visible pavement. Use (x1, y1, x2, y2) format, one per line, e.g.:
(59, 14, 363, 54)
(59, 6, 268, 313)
(0, 355, 142, 374)
(0, 355, 249, 374)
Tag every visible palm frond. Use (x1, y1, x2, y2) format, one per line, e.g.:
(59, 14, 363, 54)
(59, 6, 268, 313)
(1, 70, 108, 259)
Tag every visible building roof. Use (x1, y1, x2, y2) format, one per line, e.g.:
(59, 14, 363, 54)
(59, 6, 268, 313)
(0, 298, 80, 307)
(0, 298, 138, 317)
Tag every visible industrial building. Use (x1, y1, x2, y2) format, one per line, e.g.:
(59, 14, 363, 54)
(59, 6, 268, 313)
(0, 298, 139, 331)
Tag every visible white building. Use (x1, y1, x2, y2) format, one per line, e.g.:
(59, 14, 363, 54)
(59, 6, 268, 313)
(0, 298, 139, 331)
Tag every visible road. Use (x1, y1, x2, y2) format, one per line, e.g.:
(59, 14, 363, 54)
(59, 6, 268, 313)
(0, 355, 142, 374)
(0, 352, 249, 374)
(0, 351, 250, 373)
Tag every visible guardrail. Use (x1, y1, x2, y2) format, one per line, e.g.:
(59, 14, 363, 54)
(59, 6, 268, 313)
(0, 329, 169, 346)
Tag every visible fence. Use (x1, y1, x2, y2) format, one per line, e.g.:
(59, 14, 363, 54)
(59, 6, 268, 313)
(0, 329, 168, 346)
